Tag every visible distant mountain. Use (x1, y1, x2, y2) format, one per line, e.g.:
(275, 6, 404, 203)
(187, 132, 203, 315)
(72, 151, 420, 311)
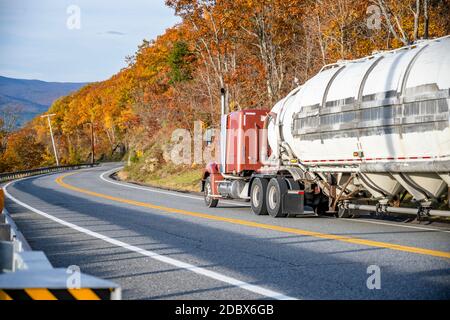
(0, 76, 87, 127)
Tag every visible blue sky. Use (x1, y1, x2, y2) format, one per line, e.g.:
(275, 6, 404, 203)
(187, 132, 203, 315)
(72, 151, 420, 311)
(0, 0, 180, 82)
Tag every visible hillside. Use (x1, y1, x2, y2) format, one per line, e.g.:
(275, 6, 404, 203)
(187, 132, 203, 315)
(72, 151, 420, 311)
(0, 76, 87, 126)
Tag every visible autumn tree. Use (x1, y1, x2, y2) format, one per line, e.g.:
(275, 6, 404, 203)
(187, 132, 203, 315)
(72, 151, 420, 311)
(3, 0, 449, 171)
(1, 127, 47, 172)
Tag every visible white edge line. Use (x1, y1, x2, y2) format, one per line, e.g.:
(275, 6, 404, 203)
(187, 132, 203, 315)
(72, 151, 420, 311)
(3, 178, 296, 300)
(99, 166, 250, 207)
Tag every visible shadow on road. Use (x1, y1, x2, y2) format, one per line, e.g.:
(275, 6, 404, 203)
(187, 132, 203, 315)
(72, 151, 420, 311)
(5, 171, 450, 300)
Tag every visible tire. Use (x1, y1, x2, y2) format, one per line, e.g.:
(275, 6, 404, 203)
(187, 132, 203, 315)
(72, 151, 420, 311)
(266, 178, 288, 218)
(204, 177, 218, 208)
(285, 178, 301, 191)
(250, 177, 269, 215)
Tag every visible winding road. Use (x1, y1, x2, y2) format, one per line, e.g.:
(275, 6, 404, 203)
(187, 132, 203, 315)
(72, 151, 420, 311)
(3, 163, 450, 299)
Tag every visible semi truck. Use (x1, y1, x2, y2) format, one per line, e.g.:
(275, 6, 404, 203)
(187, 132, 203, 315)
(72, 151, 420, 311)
(201, 36, 450, 219)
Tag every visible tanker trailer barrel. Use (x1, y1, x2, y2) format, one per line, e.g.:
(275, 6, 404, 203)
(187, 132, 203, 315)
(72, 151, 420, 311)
(264, 35, 450, 217)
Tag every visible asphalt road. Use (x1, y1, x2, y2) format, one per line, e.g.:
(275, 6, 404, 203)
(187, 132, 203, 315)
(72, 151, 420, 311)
(3, 163, 450, 299)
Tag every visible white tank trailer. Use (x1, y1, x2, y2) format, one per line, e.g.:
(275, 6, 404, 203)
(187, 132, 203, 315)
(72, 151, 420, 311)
(202, 36, 450, 219)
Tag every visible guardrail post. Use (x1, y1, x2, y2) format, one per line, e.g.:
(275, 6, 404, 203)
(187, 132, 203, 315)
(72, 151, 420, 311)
(0, 241, 14, 272)
(0, 224, 11, 241)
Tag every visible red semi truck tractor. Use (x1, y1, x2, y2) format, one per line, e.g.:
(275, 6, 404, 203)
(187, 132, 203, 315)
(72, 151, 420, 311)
(202, 110, 320, 217)
(201, 91, 327, 218)
(201, 37, 450, 220)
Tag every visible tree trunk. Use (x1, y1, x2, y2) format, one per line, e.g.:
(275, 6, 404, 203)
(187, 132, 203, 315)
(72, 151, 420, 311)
(423, 0, 429, 39)
(413, 0, 420, 41)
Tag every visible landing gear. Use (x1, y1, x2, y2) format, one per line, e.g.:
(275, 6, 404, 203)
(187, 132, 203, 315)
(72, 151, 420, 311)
(337, 205, 351, 218)
(250, 177, 269, 215)
(416, 203, 432, 222)
(204, 177, 218, 208)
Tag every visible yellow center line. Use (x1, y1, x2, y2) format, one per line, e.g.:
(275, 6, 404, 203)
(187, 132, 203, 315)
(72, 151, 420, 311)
(55, 172, 450, 259)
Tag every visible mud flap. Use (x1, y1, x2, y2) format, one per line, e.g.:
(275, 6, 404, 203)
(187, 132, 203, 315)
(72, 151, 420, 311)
(282, 190, 304, 217)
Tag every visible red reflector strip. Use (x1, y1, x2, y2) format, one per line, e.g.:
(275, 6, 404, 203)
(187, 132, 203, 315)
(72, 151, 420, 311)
(300, 155, 444, 163)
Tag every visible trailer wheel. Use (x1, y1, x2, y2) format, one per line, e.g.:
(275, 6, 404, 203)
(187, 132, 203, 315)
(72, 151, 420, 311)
(250, 177, 269, 215)
(204, 177, 218, 208)
(266, 178, 288, 218)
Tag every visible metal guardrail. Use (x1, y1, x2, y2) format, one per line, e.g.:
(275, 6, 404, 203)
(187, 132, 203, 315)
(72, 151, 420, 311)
(0, 163, 99, 183)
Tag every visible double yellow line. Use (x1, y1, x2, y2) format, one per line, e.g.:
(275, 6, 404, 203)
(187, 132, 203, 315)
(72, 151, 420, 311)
(56, 173, 450, 259)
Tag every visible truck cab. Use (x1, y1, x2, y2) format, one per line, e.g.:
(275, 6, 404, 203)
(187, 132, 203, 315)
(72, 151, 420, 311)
(201, 108, 319, 217)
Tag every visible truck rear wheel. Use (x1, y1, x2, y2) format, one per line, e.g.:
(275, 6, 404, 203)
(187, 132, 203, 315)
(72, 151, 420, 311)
(204, 177, 218, 208)
(250, 177, 269, 215)
(266, 178, 288, 218)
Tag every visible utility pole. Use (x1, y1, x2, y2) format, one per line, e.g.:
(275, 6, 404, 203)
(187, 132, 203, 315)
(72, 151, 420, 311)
(90, 122, 95, 164)
(41, 113, 59, 166)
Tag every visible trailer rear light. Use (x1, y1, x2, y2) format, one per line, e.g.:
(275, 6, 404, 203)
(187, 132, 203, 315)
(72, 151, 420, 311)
(288, 190, 305, 195)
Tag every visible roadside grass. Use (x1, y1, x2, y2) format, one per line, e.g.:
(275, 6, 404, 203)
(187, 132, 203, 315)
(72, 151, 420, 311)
(119, 161, 203, 193)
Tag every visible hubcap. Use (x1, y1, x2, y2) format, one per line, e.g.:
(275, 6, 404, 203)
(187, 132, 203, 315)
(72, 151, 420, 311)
(268, 185, 277, 209)
(205, 183, 211, 201)
(252, 184, 260, 207)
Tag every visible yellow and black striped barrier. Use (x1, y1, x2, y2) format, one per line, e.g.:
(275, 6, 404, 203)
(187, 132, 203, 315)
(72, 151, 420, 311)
(0, 269, 121, 300)
(0, 288, 116, 300)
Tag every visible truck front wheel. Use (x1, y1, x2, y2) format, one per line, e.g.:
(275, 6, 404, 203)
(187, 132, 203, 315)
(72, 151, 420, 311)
(204, 177, 219, 208)
(250, 177, 269, 215)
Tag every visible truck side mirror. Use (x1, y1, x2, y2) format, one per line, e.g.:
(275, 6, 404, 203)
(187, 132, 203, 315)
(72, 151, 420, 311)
(205, 128, 215, 146)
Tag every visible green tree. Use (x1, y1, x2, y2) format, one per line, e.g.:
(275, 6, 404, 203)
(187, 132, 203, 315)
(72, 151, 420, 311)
(167, 41, 195, 84)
